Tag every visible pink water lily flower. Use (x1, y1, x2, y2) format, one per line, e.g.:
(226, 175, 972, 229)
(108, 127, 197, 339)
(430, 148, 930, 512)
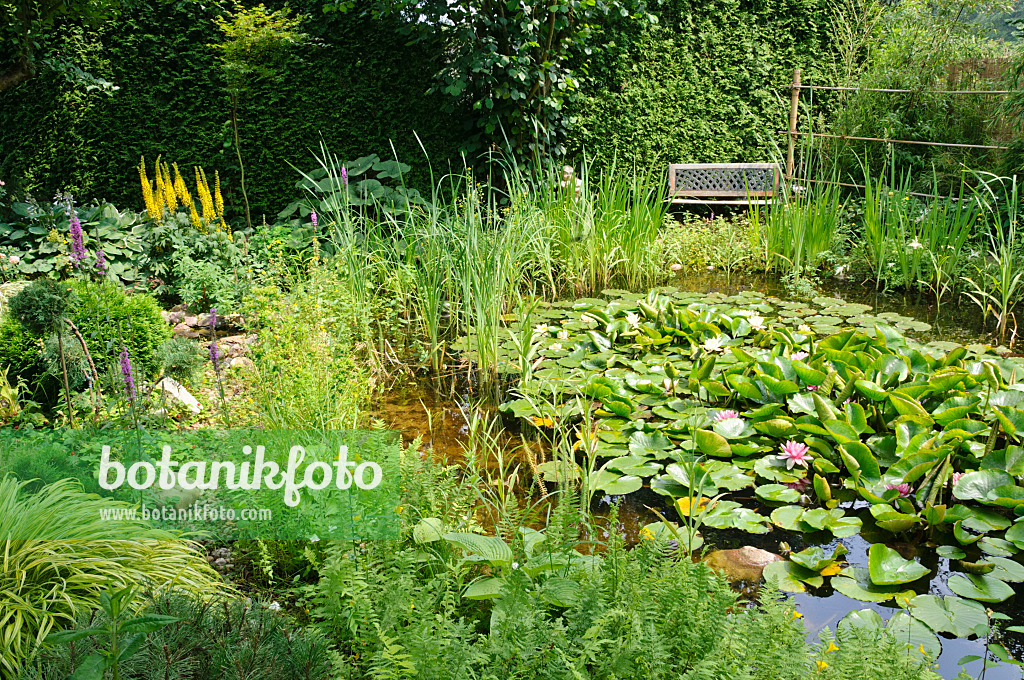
(885, 482, 911, 497)
(713, 409, 740, 422)
(791, 351, 809, 361)
(778, 440, 812, 469)
(784, 477, 811, 492)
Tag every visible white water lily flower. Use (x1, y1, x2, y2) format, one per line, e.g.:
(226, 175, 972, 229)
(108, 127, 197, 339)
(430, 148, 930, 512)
(549, 343, 563, 352)
(702, 336, 726, 353)
(798, 324, 813, 334)
(748, 315, 766, 330)
(556, 329, 569, 340)
(626, 312, 641, 329)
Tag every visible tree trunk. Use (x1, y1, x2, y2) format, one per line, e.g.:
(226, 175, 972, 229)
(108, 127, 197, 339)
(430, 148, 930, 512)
(0, 55, 34, 93)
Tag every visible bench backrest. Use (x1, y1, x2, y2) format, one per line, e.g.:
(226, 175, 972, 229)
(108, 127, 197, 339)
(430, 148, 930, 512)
(668, 163, 781, 199)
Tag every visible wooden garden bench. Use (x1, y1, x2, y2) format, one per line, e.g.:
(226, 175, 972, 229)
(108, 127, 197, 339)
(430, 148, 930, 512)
(667, 163, 781, 206)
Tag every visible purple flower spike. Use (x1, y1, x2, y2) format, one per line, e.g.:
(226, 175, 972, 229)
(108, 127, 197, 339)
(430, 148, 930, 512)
(95, 249, 107, 275)
(209, 307, 218, 330)
(341, 166, 348, 188)
(119, 346, 136, 400)
(69, 211, 87, 267)
(209, 340, 221, 372)
(310, 211, 318, 230)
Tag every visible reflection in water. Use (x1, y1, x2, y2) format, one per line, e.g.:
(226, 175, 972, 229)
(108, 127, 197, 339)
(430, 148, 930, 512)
(375, 272, 1024, 679)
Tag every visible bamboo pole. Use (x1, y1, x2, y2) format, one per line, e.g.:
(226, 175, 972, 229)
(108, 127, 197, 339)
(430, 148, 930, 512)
(778, 129, 1009, 151)
(786, 69, 801, 180)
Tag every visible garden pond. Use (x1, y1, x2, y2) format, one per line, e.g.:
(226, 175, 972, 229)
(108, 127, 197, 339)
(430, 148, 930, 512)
(379, 271, 1024, 679)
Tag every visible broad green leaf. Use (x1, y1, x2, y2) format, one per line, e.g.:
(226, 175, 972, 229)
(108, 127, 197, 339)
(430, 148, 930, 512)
(908, 594, 987, 638)
(464, 577, 504, 600)
(695, 428, 732, 457)
(886, 611, 942, 658)
(947, 573, 1015, 603)
(413, 518, 444, 544)
(954, 470, 1015, 501)
(832, 567, 915, 603)
(868, 543, 930, 585)
(443, 533, 513, 567)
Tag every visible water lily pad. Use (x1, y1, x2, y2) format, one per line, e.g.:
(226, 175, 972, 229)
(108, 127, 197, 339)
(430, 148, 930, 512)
(832, 567, 915, 603)
(947, 573, 1016, 602)
(986, 556, 1024, 581)
(868, 543, 930, 585)
(886, 611, 942, 658)
(755, 484, 801, 504)
(763, 560, 820, 592)
(954, 470, 1015, 502)
(907, 594, 987, 638)
(937, 545, 966, 559)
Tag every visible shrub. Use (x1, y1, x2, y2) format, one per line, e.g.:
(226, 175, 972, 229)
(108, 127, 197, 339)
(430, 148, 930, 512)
(0, 476, 225, 676)
(67, 280, 170, 381)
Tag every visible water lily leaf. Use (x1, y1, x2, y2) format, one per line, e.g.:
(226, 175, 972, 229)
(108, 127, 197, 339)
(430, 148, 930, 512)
(886, 611, 942, 658)
(979, 537, 1016, 558)
(763, 560, 817, 592)
(713, 417, 751, 439)
(854, 379, 888, 401)
(868, 543, 930, 585)
(832, 567, 915, 603)
(838, 608, 885, 633)
(789, 544, 847, 572)
(908, 594, 987, 638)
(947, 573, 1015, 603)
(985, 556, 1024, 581)
(954, 470, 1015, 502)
(937, 545, 966, 559)
(960, 507, 1013, 533)
(754, 455, 803, 482)
(597, 474, 642, 495)
(771, 505, 806, 531)
(695, 429, 732, 457)
(755, 484, 801, 503)
(839, 441, 881, 483)
(1005, 520, 1024, 550)
(753, 418, 798, 438)
(628, 431, 673, 456)
(869, 504, 922, 533)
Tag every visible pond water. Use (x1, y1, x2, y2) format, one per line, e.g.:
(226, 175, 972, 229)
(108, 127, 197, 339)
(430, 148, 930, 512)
(376, 271, 1024, 679)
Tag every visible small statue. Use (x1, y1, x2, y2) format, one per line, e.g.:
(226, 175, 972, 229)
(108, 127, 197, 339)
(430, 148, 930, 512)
(560, 165, 583, 195)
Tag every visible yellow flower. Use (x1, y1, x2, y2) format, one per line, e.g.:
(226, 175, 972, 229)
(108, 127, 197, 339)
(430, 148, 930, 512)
(825, 643, 839, 653)
(816, 660, 828, 671)
(791, 610, 803, 621)
(214, 170, 225, 217)
(918, 644, 926, 655)
(640, 527, 655, 541)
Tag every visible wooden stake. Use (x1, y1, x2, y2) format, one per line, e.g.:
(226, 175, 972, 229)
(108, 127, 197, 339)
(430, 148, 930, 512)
(786, 69, 801, 181)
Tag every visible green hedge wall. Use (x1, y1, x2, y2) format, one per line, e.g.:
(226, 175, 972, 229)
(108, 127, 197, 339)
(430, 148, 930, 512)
(0, 0, 465, 220)
(0, 0, 836, 213)
(568, 0, 836, 169)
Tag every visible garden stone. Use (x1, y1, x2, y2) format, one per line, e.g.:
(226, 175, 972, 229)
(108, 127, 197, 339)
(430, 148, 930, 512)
(703, 546, 783, 584)
(183, 315, 199, 327)
(162, 310, 185, 324)
(230, 357, 254, 369)
(157, 376, 202, 414)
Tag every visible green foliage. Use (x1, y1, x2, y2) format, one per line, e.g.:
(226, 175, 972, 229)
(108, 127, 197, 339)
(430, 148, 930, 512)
(569, 0, 835, 170)
(0, 0, 463, 221)
(172, 253, 240, 313)
(0, 200, 148, 282)
(43, 585, 179, 680)
(0, 476, 224, 677)
(156, 337, 203, 385)
(67, 280, 169, 381)
(369, 0, 654, 159)
(24, 592, 333, 680)
(210, 2, 307, 96)
(8, 278, 74, 335)
(240, 267, 369, 429)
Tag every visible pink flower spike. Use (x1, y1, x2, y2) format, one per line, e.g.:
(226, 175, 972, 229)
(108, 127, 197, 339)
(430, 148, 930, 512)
(714, 409, 740, 422)
(885, 482, 911, 497)
(791, 351, 809, 361)
(778, 440, 812, 469)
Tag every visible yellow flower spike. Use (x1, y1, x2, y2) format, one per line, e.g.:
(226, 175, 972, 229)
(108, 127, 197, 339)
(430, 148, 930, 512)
(138, 158, 159, 221)
(816, 660, 828, 671)
(173, 162, 192, 208)
(189, 202, 201, 230)
(159, 159, 177, 211)
(214, 170, 224, 217)
(825, 643, 839, 654)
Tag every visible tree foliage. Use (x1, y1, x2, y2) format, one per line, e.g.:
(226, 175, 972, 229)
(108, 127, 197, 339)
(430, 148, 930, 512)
(0, 0, 121, 92)
(360, 0, 657, 159)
